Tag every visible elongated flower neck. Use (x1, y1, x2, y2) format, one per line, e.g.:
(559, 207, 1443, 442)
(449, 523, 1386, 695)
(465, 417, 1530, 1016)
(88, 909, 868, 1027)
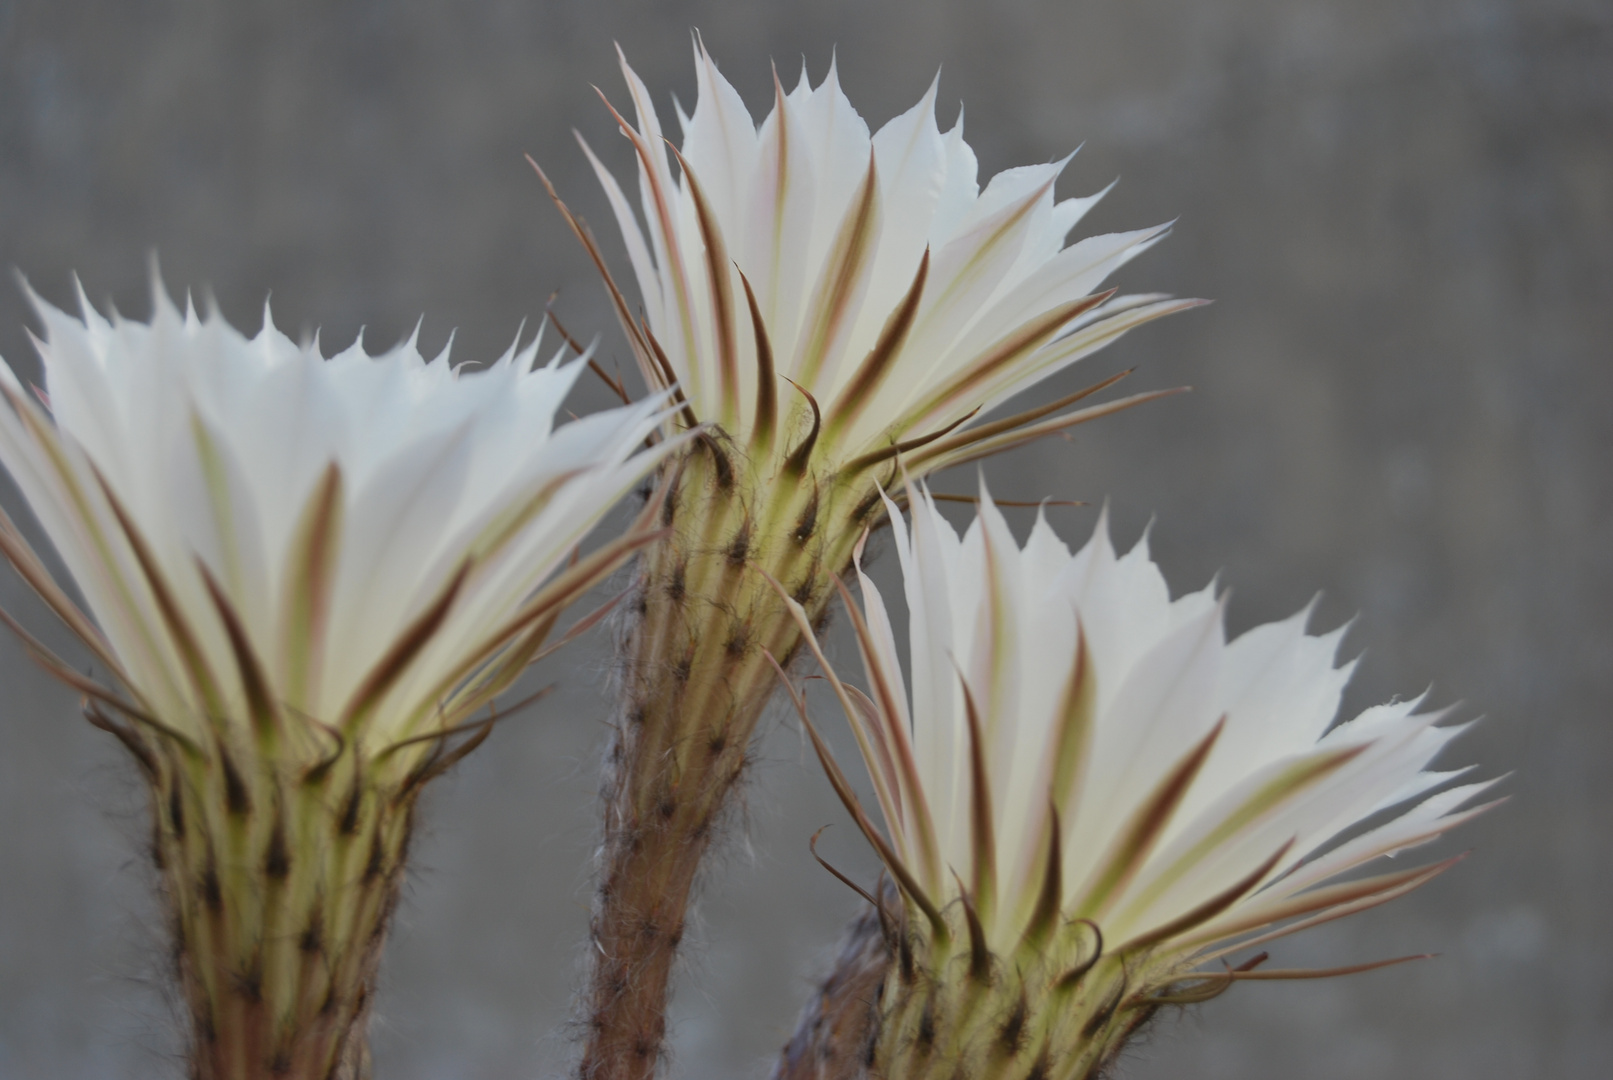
(777, 484, 1497, 1080)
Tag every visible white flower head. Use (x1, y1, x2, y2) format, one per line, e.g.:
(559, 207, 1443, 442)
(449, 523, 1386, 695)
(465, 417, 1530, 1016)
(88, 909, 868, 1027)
(785, 484, 1498, 988)
(548, 42, 1198, 476)
(0, 279, 672, 755)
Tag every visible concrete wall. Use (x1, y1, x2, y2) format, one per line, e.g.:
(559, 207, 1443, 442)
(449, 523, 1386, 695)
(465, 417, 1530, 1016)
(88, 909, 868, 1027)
(0, 1, 1608, 1077)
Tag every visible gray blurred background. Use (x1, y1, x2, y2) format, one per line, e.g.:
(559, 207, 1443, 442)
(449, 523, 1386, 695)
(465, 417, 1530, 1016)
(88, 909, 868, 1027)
(1, 1, 1608, 1077)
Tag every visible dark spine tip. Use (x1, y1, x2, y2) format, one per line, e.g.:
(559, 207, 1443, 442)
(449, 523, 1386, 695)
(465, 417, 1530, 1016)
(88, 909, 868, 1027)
(1022, 810, 1063, 946)
(738, 268, 778, 452)
(1082, 977, 1127, 1039)
(200, 866, 223, 913)
(998, 993, 1028, 1054)
(83, 704, 161, 779)
(791, 575, 817, 607)
(783, 380, 822, 476)
(916, 997, 936, 1052)
(338, 784, 362, 836)
(301, 757, 336, 788)
(167, 783, 186, 838)
(699, 434, 735, 490)
(264, 824, 291, 880)
(195, 1005, 217, 1044)
(726, 520, 752, 567)
(299, 911, 324, 954)
(852, 485, 884, 523)
(220, 749, 251, 817)
(792, 487, 820, 546)
(962, 893, 992, 984)
(660, 468, 681, 528)
(1056, 919, 1105, 992)
(362, 831, 386, 883)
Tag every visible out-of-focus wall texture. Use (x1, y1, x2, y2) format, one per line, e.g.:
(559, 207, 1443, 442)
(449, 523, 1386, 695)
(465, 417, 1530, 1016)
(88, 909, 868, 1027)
(1, 1, 1608, 1077)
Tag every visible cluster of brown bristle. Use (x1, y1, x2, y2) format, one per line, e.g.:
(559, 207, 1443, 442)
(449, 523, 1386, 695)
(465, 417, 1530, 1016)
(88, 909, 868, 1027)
(768, 884, 1180, 1080)
(771, 885, 1164, 1080)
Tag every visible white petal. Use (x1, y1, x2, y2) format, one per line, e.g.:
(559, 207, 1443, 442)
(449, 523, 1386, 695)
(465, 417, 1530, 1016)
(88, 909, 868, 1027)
(679, 41, 761, 243)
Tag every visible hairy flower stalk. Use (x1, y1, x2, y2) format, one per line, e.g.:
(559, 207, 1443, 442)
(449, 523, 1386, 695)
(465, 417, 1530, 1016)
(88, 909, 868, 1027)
(0, 282, 671, 1080)
(776, 486, 1500, 1080)
(540, 45, 1200, 1080)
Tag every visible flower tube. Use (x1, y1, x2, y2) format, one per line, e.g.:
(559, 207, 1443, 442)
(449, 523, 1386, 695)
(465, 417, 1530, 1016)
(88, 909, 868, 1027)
(778, 486, 1498, 1080)
(539, 45, 1200, 1079)
(0, 281, 672, 1080)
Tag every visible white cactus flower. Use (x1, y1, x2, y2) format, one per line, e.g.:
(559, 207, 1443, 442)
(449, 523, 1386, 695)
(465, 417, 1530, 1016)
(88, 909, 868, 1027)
(0, 281, 670, 752)
(554, 42, 1198, 473)
(780, 485, 1499, 1080)
(0, 279, 677, 1079)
